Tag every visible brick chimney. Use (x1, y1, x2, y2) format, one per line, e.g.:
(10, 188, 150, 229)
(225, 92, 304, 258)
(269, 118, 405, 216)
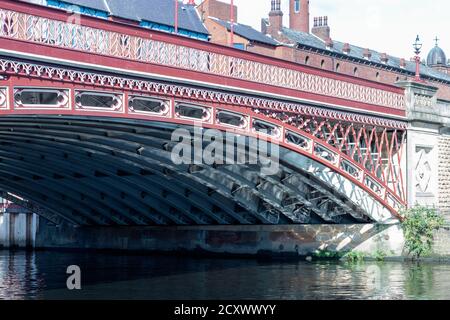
(268, 0, 283, 35)
(363, 48, 372, 60)
(342, 43, 351, 55)
(198, 0, 237, 22)
(400, 58, 406, 69)
(311, 16, 330, 41)
(289, 0, 309, 33)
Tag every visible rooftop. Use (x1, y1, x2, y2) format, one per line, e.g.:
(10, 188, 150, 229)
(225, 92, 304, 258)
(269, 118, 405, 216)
(280, 27, 450, 84)
(44, 0, 209, 37)
(210, 17, 279, 47)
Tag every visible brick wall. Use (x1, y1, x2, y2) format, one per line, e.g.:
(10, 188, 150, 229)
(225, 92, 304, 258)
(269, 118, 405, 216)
(438, 135, 450, 221)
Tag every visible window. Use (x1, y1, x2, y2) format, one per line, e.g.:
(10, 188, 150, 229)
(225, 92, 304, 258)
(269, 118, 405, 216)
(320, 60, 325, 68)
(353, 67, 358, 76)
(14, 88, 69, 108)
(294, 0, 300, 12)
(129, 96, 169, 115)
(77, 93, 115, 108)
(217, 110, 247, 128)
(253, 119, 281, 137)
(176, 103, 210, 120)
(17, 90, 59, 105)
(376, 72, 380, 80)
(305, 56, 310, 65)
(336, 63, 340, 72)
(75, 91, 122, 111)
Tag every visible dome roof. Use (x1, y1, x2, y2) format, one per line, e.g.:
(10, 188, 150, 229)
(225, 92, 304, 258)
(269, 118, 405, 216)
(427, 44, 447, 66)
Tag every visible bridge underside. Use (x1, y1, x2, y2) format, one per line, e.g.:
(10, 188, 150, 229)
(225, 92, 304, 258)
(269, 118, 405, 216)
(0, 116, 384, 226)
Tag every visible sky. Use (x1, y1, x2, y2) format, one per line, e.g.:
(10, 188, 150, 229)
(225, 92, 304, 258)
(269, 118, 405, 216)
(199, 0, 450, 61)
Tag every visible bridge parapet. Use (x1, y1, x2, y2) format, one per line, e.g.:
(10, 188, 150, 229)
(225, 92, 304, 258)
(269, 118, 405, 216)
(0, 0, 406, 115)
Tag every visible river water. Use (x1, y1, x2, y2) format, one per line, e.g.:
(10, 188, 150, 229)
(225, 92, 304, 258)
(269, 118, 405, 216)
(1, 250, 450, 300)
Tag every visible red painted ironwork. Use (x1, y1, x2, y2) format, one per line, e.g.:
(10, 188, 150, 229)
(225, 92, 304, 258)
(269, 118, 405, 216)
(0, 58, 407, 219)
(0, 1, 408, 220)
(0, 1, 406, 116)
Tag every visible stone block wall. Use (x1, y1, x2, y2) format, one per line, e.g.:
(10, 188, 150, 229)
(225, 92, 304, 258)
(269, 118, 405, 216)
(35, 218, 406, 257)
(438, 136, 450, 222)
(432, 227, 450, 257)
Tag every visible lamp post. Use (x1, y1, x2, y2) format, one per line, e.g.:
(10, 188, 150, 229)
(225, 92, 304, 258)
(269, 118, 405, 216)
(230, 0, 234, 47)
(413, 35, 423, 82)
(174, 0, 179, 34)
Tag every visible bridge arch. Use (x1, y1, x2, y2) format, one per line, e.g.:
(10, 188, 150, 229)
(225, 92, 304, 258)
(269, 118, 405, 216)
(0, 54, 407, 226)
(0, 112, 403, 226)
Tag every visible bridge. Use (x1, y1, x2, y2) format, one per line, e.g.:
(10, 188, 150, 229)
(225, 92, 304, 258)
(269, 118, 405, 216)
(0, 0, 446, 239)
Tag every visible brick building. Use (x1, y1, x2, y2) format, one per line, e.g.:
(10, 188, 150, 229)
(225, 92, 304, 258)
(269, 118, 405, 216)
(197, 0, 450, 102)
(197, 0, 279, 55)
(261, 0, 450, 101)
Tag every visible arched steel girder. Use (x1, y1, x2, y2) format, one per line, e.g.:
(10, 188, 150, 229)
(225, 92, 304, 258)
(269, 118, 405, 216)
(0, 116, 375, 226)
(0, 151, 140, 225)
(0, 120, 338, 224)
(0, 132, 281, 225)
(0, 178, 90, 225)
(0, 139, 228, 226)
(0, 121, 288, 224)
(0, 191, 65, 225)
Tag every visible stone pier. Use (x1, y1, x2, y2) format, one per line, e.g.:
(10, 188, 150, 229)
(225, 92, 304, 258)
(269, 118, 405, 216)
(0, 211, 38, 249)
(398, 80, 450, 222)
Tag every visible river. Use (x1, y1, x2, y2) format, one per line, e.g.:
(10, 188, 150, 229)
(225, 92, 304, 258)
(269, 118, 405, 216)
(1, 250, 450, 300)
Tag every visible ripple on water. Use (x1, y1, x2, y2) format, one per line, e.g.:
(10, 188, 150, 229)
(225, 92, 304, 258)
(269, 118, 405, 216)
(1, 251, 450, 300)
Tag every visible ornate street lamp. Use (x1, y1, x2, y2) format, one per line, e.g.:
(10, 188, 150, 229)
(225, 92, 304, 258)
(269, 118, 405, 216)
(230, 0, 235, 47)
(413, 35, 423, 81)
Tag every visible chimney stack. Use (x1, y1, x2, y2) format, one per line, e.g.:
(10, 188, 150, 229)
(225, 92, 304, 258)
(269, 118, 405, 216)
(268, 0, 283, 35)
(400, 58, 406, 69)
(198, 0, 237, 22)
(342, 43, 351, 55)
(289, 0, 309, 33)
(363, 48, 372, 60)
(311, 16, 330, 41)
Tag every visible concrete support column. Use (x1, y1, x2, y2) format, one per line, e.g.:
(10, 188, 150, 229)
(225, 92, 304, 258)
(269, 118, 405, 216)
(398, 80, 450, 221)
(0, 211, 38, 248)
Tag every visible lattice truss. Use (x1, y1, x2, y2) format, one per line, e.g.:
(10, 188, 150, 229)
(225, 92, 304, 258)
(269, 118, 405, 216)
(256, 109, 406, 204)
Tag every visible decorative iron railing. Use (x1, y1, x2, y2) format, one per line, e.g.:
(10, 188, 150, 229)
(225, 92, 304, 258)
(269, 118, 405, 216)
(0, 7, 406, 111)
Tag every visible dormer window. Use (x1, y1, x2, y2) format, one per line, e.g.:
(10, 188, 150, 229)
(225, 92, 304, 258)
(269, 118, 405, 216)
(294, 0, 300, 12)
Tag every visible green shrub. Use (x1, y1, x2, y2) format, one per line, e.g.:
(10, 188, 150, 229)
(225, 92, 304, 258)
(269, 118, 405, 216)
(344, 251, 366, 263)
(373, 250, 387, 262)
(401, 206, 445, 258)
(312, 249, 342, 260)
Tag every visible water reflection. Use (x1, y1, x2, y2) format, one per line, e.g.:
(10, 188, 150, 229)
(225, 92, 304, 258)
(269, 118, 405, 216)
(1, 251, 450, 300)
